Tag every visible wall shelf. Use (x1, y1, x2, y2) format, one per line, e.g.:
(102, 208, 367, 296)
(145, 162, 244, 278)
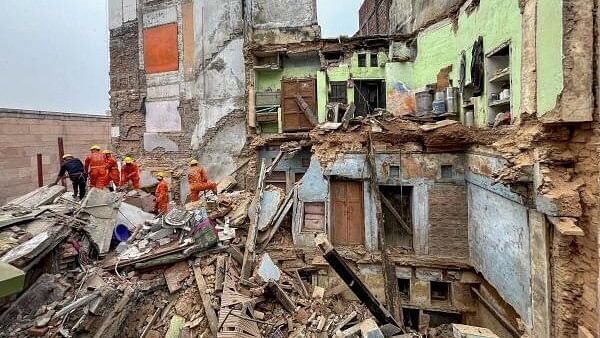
(489, 69, 510, 83)
(488, 98, 511, 107)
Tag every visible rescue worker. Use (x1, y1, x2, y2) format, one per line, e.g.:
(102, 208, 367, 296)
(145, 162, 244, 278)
(188, 159, 217, 202)
(103, 149, 120, 192)
(84, 145, 108, 189)
(154, 172, 169, 214)
(121, 156, 140, 190)
(50, 154, 87, 200)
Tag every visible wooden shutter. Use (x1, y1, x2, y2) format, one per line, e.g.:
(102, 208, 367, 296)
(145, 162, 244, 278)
(331, 180, 364, 245)
(281, 78, 316, 131)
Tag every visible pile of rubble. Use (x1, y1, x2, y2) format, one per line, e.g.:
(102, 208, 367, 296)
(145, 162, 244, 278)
(0, 171, 470, 337)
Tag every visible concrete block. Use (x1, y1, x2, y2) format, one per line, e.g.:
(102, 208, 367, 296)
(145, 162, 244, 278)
(146, 100, 181, 132)
(108, 0, 123, 29)
(143, 133, 179, 152)
(122, 0, 137, 22)
(257, 253, 281, 283)
(147, 84, 180, 99)
(0, 262, 25, 298)
(143, 7, 177, 28)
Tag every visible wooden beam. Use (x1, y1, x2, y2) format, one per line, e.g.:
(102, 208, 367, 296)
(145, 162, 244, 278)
(315, 234, 399, 328)
(268, 281, 295, 312)
(366, 131, 404, 328)
(471, 287, 520, 337)
(379, 192, 412, 235)
(215, 256, 226, 292)
(295, 95, 318, 126)
(193, 264, 220, 336)
(259, 186, 295, 248)
(341, 103, 355, 129)
(241, 159, 267, 279)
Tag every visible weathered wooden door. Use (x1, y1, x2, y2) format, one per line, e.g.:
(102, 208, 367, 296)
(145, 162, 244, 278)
(331, 180, 364, 245)
(281, 78, 316, 131)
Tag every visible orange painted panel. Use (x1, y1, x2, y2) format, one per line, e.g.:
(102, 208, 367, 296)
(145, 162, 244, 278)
(144, 23, 179, 74)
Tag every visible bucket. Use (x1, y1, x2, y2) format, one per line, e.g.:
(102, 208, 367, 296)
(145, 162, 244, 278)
(415, 89, 433, 115)
(432, 100, 446, 115)
(113, 224, 131, 242)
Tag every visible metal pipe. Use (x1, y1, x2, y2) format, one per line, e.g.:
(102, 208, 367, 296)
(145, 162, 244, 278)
(37, 154, 43, 187)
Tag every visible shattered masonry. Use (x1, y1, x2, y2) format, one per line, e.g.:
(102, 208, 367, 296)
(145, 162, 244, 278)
(0, 0, 598, 337)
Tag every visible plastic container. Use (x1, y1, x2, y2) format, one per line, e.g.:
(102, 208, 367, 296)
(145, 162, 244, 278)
(432, 100, 446, 114)
(113, 224, 131, 242)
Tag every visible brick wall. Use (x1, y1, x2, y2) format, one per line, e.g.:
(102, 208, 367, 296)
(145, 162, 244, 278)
(428, 184, 469, 258)
(358, 0, 389, 36)
(0, 109, 110, 204)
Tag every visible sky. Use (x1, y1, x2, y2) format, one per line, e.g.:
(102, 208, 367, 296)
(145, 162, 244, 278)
(0, 1, 110, 115)
(317, 0, 363, 38)
(0, 1, 360, 115)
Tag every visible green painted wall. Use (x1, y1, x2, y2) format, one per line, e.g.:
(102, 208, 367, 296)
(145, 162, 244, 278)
(410, 0, 523, 126)
(536, 0, 563, 116)
(255, 66, 318, 92)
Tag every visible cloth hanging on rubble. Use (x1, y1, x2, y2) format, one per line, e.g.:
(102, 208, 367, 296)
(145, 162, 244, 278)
(459, 50, 466, 94)
(470, 36, 484, 96)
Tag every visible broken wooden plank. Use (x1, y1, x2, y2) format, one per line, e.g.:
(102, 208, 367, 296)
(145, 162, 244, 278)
(315, 234, 399, 328)
(140, 306, 162, 338)
(294, 270, 309, 299)
(265, 151, 284, 176)
(268, 281, 295, 312)
(55, 290, 102, 318)
(295, 95, 318, 126)
(193, 263, 219, 336)
(215, 256, 226, 292)
(226, 246, 244, 265)
(379, 192, 412, 235)
(241, 159, 267, 279)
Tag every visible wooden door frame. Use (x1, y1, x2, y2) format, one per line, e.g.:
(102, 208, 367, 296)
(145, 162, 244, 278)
(329, 178, 365, 245)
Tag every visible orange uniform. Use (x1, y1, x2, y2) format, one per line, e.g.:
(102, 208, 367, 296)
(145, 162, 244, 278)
(121, 163, 140, 189)
(155, 180, 169, 213)
(188, 165, 217, 202)
(105, 157, 120, 187)
(85, 152, 108, 189)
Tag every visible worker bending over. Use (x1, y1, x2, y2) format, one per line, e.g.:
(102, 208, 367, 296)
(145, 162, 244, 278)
(103, 150, 120, 191)
(188, 159, 216, 202)
(85, 145, 108, 189)
(50, 154, 87, 200)
(154, 172, 169, 213)
(121, 157, 140, 190)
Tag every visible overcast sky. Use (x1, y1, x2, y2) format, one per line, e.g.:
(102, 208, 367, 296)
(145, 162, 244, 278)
(0, 1, 361, 115)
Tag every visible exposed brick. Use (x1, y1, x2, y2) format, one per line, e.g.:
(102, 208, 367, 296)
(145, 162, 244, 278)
(428, 184, 468, 258)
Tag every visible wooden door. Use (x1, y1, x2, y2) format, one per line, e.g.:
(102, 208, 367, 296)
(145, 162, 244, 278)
(281, 78, 316, 131)
(331, 180, 364, 245)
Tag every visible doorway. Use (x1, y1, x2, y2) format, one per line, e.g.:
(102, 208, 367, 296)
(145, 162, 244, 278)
(331, 180, 364, 245)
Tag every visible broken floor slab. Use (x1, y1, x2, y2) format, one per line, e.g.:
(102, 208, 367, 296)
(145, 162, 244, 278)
(6, 185, 66, 209)
(80, 188, 123, 255)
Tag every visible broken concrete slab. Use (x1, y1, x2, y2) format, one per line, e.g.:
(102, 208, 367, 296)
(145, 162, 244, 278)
(0, 262, 24, 297)
(6, 185, 66, 209)
(256, 185, 285, 231)
(0, 209, 43, 229)
(80, 188, 123, 255)
(256, 253, 281, 283)
(0, 232, 51, 267)
(164, 261, 190, 293)
(116, 202, 156, 231)
(217, 175, 237, 193)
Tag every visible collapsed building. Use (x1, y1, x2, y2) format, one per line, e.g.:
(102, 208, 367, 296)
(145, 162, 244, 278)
(0, 0, 596, 337)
